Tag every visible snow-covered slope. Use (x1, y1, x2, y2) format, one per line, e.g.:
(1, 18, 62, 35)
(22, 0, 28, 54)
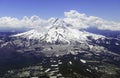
(13, 18, 105, 44)
(13, 29, 45, 40)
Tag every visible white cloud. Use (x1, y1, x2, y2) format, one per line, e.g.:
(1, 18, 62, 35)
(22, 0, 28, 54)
(0, 10, 120, 31)
(0, 15, 47, 30)
(64, 10, 87, 18)
(64, 10, 120, 31)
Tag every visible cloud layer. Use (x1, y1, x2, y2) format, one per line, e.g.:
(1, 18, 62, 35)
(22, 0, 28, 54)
(64, 10, 120, 31)
(0, 10, 120, 31)
(0, 15, 47, 31)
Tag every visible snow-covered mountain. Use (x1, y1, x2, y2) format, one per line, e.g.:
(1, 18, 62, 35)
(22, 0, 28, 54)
(13, 18, 105, 44)
(1, 18, 120, 78)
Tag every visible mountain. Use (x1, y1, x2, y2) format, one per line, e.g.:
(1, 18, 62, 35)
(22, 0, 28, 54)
(13, 18, 105, 44)
(10, 18, 119, 58)
(0, 18, 120, 78)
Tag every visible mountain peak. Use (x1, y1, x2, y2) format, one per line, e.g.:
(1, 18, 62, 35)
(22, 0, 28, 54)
(52, 18, 65, 25)
(49, 18, 72, 29)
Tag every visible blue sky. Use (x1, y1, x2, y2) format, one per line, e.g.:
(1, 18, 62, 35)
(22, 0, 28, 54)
(0, 0, 120, 21)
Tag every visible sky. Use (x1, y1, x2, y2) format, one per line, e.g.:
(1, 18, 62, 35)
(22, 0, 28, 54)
(0, 0, 120, 31)
(0, 0, 120, 21)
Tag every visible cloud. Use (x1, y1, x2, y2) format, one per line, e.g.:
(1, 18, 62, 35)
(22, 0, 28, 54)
(0, 10, 120, 31)
(64, 10, 120, 31)
(0, 15, 47, 31)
